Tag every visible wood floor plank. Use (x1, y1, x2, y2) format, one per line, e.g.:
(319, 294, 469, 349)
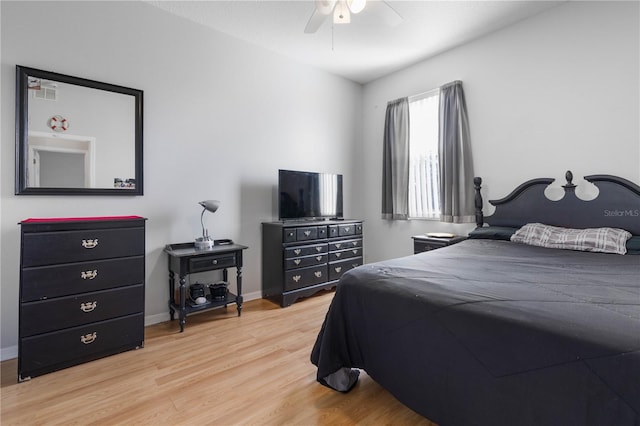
(1, 290, 435, 425)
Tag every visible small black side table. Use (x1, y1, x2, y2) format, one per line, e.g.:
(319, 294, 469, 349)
(164, 242, 248, 332)
(411, 235, 466, 254)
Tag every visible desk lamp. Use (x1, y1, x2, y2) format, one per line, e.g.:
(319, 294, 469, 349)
(195, 200, 220, 250)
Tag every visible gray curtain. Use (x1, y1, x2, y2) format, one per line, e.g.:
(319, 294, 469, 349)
(438, 81, 475, 223)
(382, 97, 410, 220)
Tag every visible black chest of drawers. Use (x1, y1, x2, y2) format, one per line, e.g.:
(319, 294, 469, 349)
(18, 217, 146, 381)
(262, 220, 363, 307)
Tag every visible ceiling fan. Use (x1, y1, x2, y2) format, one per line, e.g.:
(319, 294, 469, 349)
(304, 0, 403, 34)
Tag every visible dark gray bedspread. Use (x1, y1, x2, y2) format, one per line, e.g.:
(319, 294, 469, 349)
(311, 239, 640, 425)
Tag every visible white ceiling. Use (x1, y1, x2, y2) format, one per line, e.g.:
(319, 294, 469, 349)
(144, 0, 565, 84)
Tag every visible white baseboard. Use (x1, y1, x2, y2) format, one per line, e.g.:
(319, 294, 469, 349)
(1, 345, 18, 361)
(144, 312, 171, 326)
(242, 290, 263, 303)
(0, 291, 265, 361)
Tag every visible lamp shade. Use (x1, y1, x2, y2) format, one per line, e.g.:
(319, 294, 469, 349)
(348, 0, 366, 14)
(199, 200, 220, 213)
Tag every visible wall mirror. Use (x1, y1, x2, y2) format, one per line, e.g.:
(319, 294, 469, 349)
(15, 65, 143, 195)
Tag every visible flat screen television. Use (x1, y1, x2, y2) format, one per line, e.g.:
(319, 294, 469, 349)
(278, 169, 343, 220)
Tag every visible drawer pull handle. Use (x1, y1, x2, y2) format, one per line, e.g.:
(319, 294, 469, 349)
(294, 249, 301, 255)
(316, 256, 323, 261)
(80, 301, 97, 312)
(335, 243, 342, 248)
(293, 275, 301, 283)
(345, 227, 350, 232)
(335, 266, 342, 273)
(352, 241, 358, 246)
(81, 239, 99, 249)
(304, 230, 311, 236)
(316, 247, 323, 252)
(211, 260, 218, 265)
(335, 252, 342, 258)
(314, 271, 322, 278)
(80, 332, 97, 344)
(353, 249, 358, 254)
(294, 259, 302, 265)
(81, 269, 98, 280)
(352, 263, 359, 268)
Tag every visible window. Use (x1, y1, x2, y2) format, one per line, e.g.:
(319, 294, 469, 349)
(382, 81, 473, 223)
(408, 89, 440, 219)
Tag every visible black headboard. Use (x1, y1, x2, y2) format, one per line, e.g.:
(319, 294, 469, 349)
(474, 171, 640, 235)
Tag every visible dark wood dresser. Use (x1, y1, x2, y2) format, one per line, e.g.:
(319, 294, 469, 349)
(18, 216, 146, 381)
(262, 220, 363, 307)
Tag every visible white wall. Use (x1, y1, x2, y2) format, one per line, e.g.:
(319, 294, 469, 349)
(359, 1, 640, 263)
(0, 1, 362, 358)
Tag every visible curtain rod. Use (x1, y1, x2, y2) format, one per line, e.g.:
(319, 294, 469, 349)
(408, 80, 462, 102)
(408, 87, 439, 102)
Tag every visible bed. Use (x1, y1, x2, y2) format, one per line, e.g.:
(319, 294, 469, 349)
(310, 171, 640, 426)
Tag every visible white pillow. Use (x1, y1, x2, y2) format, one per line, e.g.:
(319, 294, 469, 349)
(510, 223, 632, 255)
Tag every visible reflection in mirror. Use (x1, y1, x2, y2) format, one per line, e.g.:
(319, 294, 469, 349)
(15, 65, 143, 195)
(28, 131, 96, 188)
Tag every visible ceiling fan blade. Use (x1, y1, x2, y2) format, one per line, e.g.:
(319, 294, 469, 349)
(304, 8, 329, 33)
(368, 0, 403, 27)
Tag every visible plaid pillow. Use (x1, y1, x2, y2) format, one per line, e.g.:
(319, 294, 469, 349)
(511, 223, 632, 255)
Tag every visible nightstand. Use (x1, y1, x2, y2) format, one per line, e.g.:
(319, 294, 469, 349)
(412, 235, 467, 254)
(164, 242, 248, 332)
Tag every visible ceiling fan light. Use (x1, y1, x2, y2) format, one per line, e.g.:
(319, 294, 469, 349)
(347, 0, 366, 14)
(333, 1, 351, 24)
(316, 0, 337, 15)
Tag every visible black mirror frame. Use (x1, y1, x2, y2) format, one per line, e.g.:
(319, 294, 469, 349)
(15, 65, 143, 196)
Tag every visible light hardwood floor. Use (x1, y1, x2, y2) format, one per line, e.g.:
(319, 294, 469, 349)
(1, 291, 435, 425)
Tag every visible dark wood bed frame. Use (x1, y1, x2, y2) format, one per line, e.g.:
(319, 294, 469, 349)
(474, 170, 640, 235)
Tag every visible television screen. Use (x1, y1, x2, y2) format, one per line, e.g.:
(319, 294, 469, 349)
(278, 169, 343, 220)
